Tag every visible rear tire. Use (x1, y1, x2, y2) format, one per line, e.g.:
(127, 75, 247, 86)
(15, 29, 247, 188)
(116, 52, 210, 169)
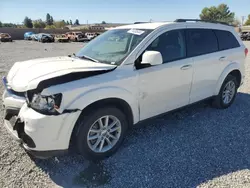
(212, 75, 238, 109)
(74, 107, 128, 161)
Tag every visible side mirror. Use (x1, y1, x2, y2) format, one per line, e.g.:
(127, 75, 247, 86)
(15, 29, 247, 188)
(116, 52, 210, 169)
(141, 51, 163, 66)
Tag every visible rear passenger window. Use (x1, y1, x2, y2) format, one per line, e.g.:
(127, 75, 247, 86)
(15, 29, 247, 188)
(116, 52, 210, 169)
(186, 29, 218, 57)
(214, 30, 240, 50)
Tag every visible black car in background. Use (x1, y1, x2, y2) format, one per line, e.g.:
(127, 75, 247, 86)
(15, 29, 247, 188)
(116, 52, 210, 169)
(37, 33, 55, 43)
(240, 32, 250, 41)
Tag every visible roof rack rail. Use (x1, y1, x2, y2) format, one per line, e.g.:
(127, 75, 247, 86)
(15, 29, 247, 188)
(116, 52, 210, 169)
(174, 19, 230, 26)
(134, 22, 150, 24)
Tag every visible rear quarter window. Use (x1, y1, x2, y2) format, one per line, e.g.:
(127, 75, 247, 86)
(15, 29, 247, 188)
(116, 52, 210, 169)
(214, 30, 240, 50)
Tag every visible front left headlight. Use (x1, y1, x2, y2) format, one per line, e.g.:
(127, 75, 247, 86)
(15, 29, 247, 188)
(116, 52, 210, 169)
(27, 93, 62, 115)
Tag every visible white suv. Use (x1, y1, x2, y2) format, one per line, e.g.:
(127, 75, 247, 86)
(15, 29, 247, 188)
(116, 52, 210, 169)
(2, 19, 247, 160)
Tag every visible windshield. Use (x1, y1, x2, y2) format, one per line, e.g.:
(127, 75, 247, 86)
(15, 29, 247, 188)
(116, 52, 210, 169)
(76, 29, 152, 65)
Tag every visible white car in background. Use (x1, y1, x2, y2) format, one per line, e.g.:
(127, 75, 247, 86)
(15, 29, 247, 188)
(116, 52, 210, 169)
(2, 19, 247, 160)
(85, 32, 96, 40)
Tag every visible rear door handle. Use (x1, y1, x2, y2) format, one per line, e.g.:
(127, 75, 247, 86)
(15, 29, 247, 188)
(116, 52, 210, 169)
(219, 56, 226, 61)
(181, 65, 192, 70)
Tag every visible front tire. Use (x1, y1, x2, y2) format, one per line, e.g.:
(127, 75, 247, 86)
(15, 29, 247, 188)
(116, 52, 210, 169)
(75, 107, 128, 160)
(212, 75, 238, 109)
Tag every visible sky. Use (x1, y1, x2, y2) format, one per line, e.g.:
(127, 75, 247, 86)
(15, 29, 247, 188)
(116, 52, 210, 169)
(0, 0, 249, 24)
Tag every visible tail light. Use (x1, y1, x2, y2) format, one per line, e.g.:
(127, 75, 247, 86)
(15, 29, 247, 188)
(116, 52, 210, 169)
(245, 48, 248, 57)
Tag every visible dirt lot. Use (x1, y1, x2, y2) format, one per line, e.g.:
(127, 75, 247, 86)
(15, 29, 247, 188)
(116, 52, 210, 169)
(1, 40, 250, 188)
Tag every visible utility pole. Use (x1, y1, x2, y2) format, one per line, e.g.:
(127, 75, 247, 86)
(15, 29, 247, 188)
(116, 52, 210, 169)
(241, 16, 245, 26)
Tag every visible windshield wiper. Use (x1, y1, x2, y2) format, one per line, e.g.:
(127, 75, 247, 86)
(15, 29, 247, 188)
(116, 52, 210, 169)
(77, 55, 100, 63)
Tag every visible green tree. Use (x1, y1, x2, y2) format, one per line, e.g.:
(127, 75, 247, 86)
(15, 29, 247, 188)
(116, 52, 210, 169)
(46, 13, 51, 25)
(1, 23, 16, 27)
(23, 16, 33, 28)
(33, 19, 46, 28)
(0, 21, 2, 27)
(245, 15, 250, 26)
(51, 16, 54, 24)
(101, 21, 106, 24)
(200, 4, 235, 24)
(69, 20, 72, 25)
(54, 20, 66, 28)
(46, 13, 53, 25)
(66, 20, 69, 25)
(74, 19, 79, 25)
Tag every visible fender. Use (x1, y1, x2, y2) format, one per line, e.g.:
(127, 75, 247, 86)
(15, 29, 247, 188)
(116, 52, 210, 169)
(65, 86, 140, 124)
(214, 62, 241, 95)
(44, 86, 140, 149)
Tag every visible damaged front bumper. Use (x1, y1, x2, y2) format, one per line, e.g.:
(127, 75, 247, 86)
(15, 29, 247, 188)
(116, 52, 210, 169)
(4, 114, 67, 159)
(3, 103, 81, 158)
(2, 78, 81, 158)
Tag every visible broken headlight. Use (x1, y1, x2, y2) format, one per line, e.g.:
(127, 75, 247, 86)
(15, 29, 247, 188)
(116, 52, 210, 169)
(28, 93, 62, 115)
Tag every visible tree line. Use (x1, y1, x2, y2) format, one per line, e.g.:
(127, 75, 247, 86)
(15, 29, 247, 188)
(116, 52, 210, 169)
(0, 13, 80, 29)
(1, 4, 250, 28)
(23, 13, 80, 29)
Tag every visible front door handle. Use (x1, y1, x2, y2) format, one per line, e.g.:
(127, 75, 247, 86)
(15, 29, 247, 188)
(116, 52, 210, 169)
(181, 65, 192, 70)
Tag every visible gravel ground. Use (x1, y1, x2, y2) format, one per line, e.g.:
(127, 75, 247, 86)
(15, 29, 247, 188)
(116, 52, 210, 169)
(1, 40, 250, 188)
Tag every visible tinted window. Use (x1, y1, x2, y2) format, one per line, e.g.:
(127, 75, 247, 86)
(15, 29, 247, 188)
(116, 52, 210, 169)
(146, 30, 186, 63)
(186, 29, 218, 57)
(214, 30, 240, 50)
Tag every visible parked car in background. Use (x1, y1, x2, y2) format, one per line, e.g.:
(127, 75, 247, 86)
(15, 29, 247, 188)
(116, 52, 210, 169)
(37, 33, 54, 43)
(24, 32, 35, 40)
(92, 33, 100, 40)
(240, 32, 250, 41)
(0, 33, 12, 42)
(54, 34, 69, 42)
(66, 31, 85, 42)
(31, 34, 39, 41)
(85, 32, 96, 40)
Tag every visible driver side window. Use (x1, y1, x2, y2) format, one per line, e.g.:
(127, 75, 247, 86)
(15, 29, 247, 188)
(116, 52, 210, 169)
(135, 29, 186, 69)
(147, 29, 186, 63)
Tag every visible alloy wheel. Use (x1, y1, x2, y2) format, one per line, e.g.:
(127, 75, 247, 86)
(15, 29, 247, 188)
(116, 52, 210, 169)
(222, 80, 235, 105)
(87, 115, 122, 153)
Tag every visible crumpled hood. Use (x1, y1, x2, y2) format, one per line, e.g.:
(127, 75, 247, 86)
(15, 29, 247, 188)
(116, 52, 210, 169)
(7, 56, 116, 92)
